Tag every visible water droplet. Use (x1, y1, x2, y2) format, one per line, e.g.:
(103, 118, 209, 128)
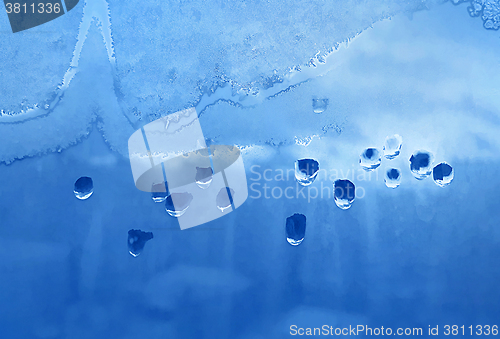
(151, 182, 168, 203)
(409, 150, 434, 180)
(286, 213, 306, 246)
(216, 187, 235, 212)
(359, 148, 381, 171)
(74, 176, 93, 200)
(295, 158, 320, 186)
(312, 98, 328, 114)
(383, 134, 402, 159)
(385, 168, 401, 188)
(195, 167, 213, 189)
(165, 192, 193, 217)
(433, 162, 454, 187)
(334, 179, 355, 210)
(128, 229, 153, 257)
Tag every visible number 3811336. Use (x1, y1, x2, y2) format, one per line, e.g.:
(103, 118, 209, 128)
(5, 2, 61, 14)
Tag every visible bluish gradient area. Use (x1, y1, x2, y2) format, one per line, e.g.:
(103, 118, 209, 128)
(0, 1, 499, 338)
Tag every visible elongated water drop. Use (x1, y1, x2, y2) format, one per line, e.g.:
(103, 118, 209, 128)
(334, 179, 355, 210)
(286, 213, 306, 246)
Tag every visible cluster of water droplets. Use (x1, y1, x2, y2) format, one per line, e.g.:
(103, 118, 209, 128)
(358, 134, 454, 189)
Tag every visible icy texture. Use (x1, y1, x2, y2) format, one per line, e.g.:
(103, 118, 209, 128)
(216, 188, 235, 212)
(455, 0, 500, 29)
(359, 148, 382, 171)
(333, 179, 356, 210)
(285, 213, 306, 246)
(383, 134, 403, 159)
(195, 167, 213, 189)
(151, 182, 168, 203)
(127, 229, 153, 257)
(165, 192, 194, 217)
(312, 99, 329, 114)
(295, 159, 320, 186)
(73, 176, 93, 200)
(409, 150, 434, 180)
(108, 0, 443, 121)
(433, 162, 454, 187)
(385, 168, 402, 188)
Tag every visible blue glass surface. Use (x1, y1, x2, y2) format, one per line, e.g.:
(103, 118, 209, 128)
(1, 1, 499, 338)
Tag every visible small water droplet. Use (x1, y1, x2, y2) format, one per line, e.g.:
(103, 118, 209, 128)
(295, 159, 320, 186)
(334, 179, 355, 210)
(128, 229, 153, 257)
(385, 168, 401, 188)
(216, 187, 235, 212)
(312, 99, 328, 114)
(286, 213, 306, 246)
(74, 176, 93, 200)
(409, 150, 434, 180)
(151, 182, 168, 203)
(383, 134, 402, 159)
(433, 162, 454, 187)
(359, 148, 381, 171)
(165, 192, 193, 217)
(195, 167, 213, 189)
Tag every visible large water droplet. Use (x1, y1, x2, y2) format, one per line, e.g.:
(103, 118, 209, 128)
(286, 213, 306, 246)
(295, 158, 320, 186)
(195, 167, 213, 189)
(216, 187, 235, 212)
(359, 148, 381, 171)
(333, 179, 355, 210)
(385, 168, 401, 188)
(409, 150, 434, 180)
(383, 134, 403, 159)
(433, 162, 454, 187)
(74, 176, 93, 200)
(165, 192, 193, 217)
(128, 229, 153, 257)
(312, 98, 328, 114)
(151, 182, 168, 203)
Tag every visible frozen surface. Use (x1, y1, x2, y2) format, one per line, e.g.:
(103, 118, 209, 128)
(0, 1, 500, 338)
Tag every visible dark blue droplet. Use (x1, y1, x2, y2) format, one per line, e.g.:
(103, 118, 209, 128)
(432, 162, 454, 187)
(128, 229, 153, 257)
(297, 159, 319, 176)
(334, 179, 355, 209)
(286, 213, 306, 246)
(388, 169, 400, 179)
(74, 176, 93, 200)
